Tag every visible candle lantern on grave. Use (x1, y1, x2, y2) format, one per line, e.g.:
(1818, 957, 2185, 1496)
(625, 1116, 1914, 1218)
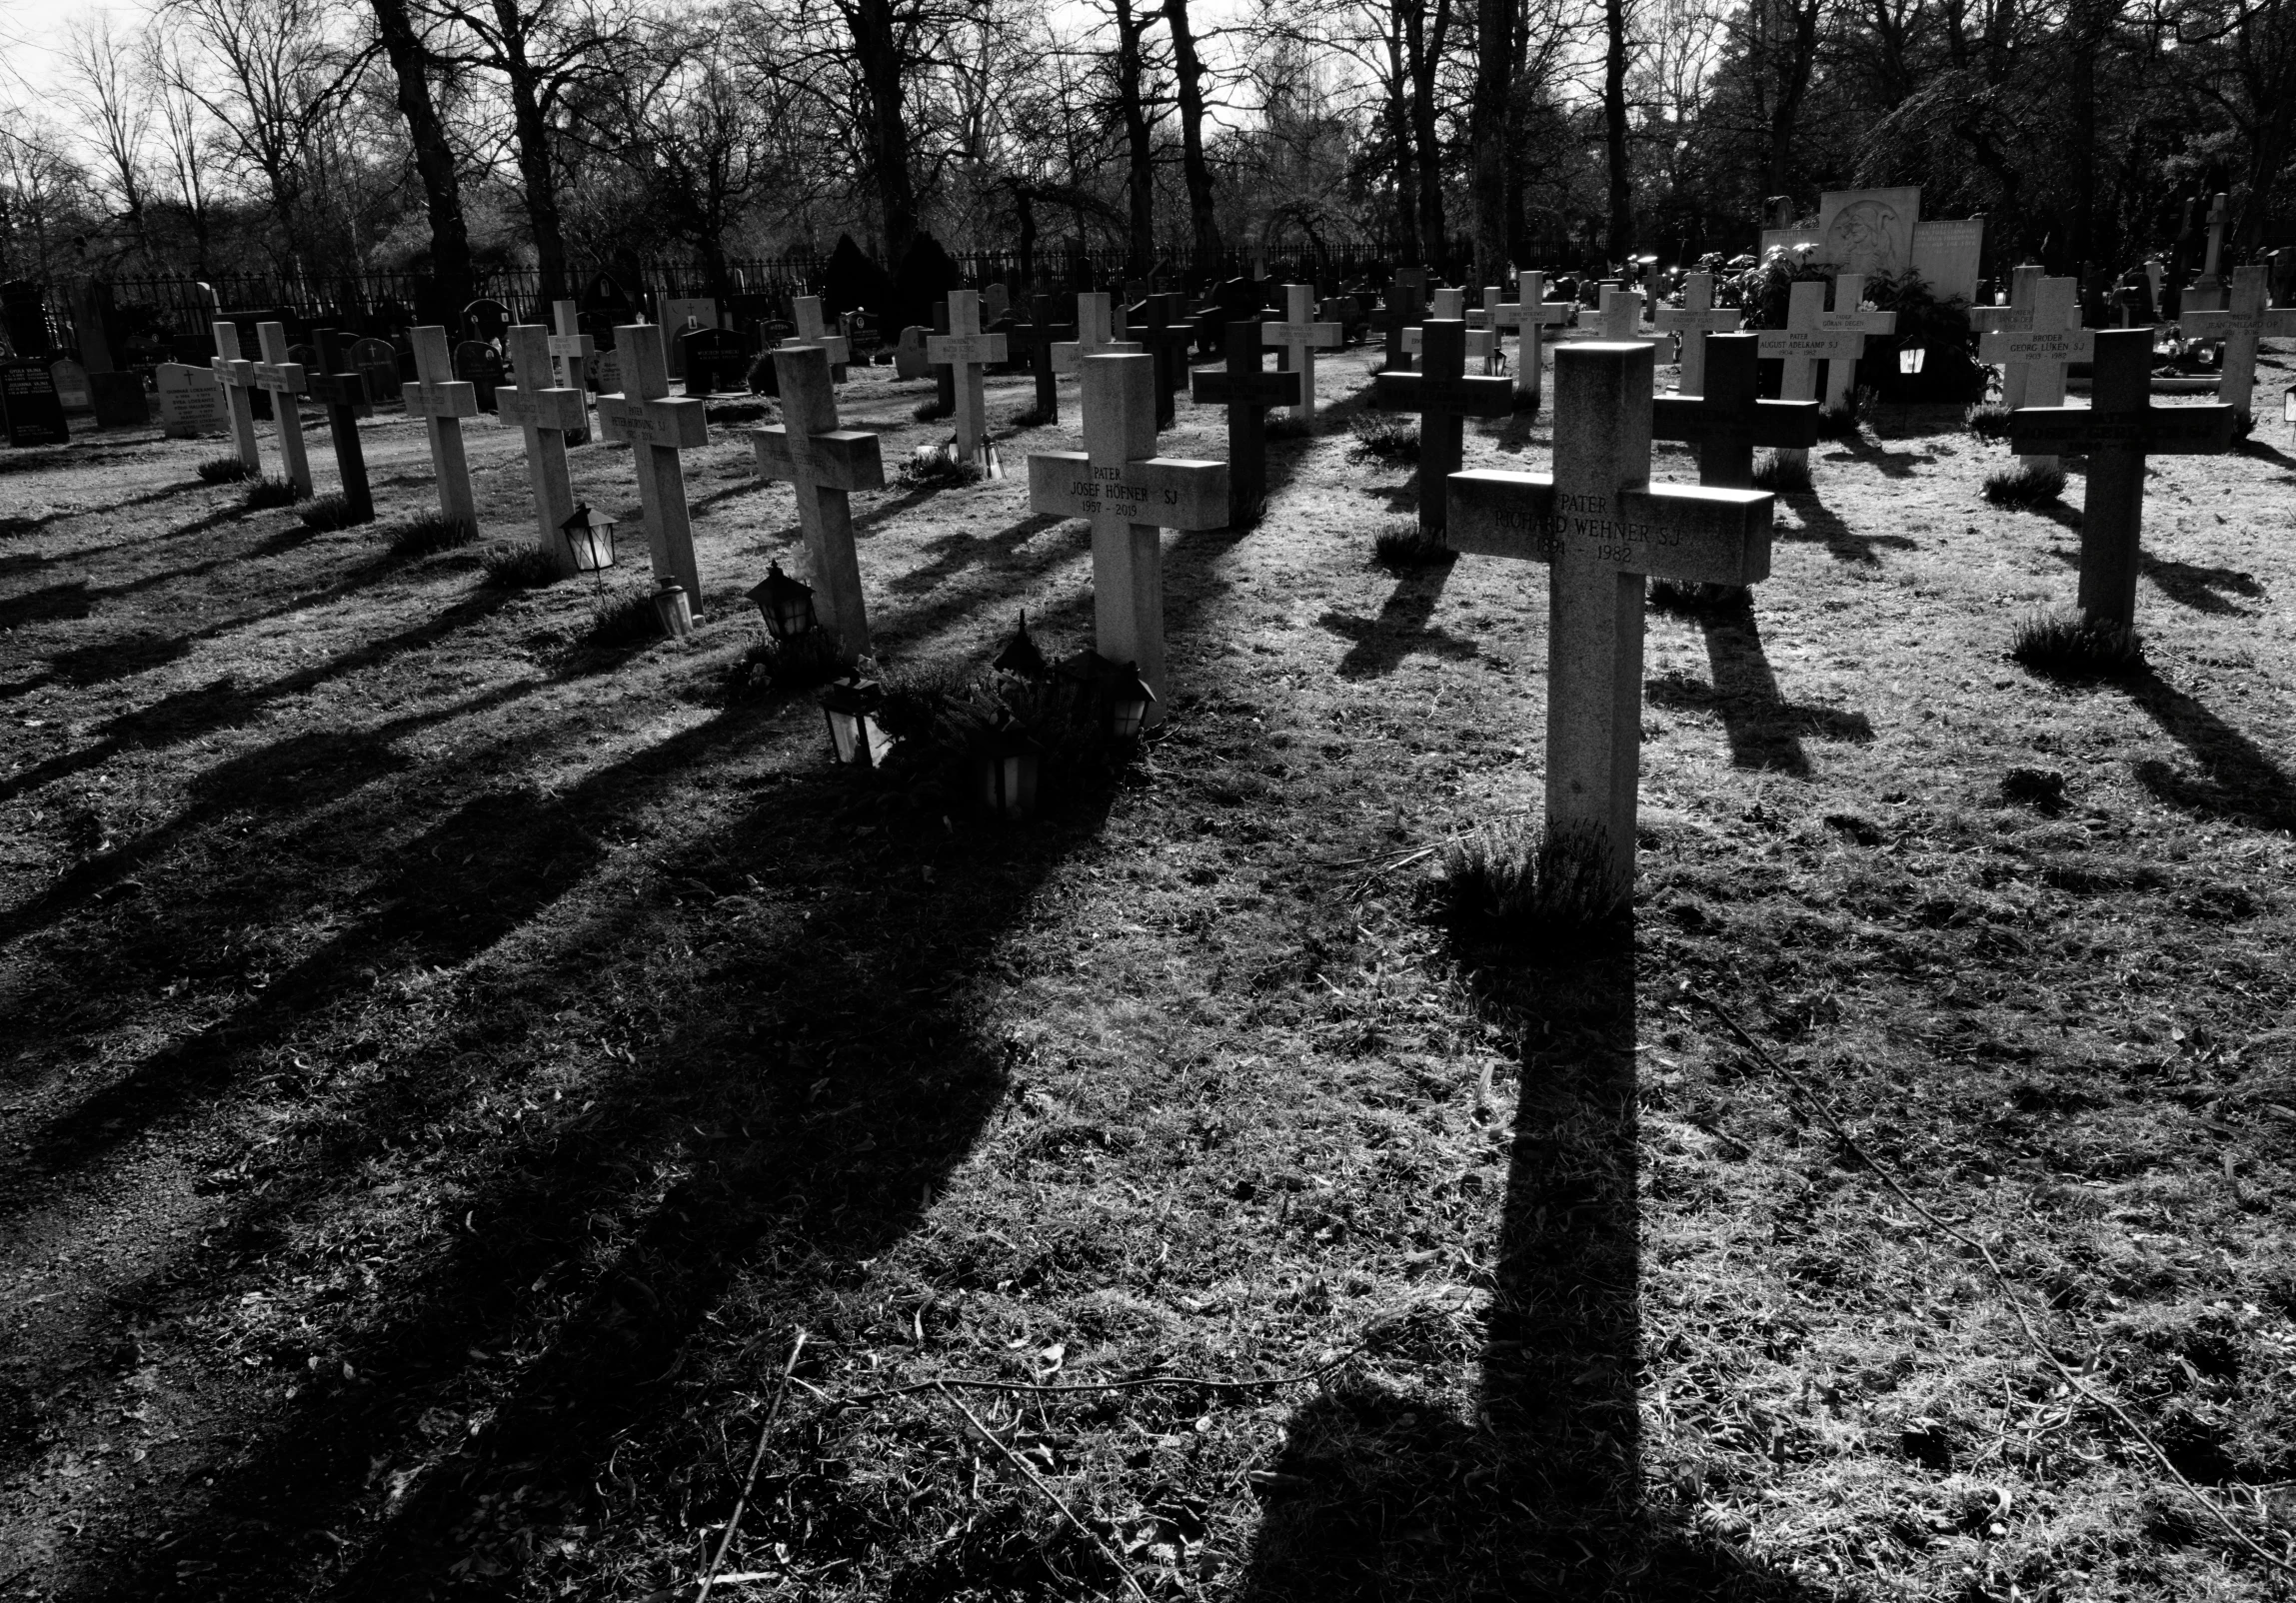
(749, 561, 818, 641)
(972, 715, 1043, 821)
(558, 501, 618, 591)
(1106, 662, 1158, 742)
(991, 610, 1050, 679)
(819, 674, 894, 768)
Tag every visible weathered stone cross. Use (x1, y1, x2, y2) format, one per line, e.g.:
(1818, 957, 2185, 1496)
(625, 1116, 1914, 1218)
(1371, 270, 1427, 372)
(1816, 273, 1896, 410)
(1755, 282, 1865, 473)
(1027, 353, 1227, 724)
(1481, 271, 1573, 409)
(1051, 293, 1142, 378)
(751, 343, 885, 662)
(1260, 284, 1340, 425)
(1652, 272, 1742, 395)
(1977, 270, 2091, 471)
(2181, 263, 2296, 416)
(1652, 331, 1820, 488)
(209, 322, 264, 474)
(1190, 318, 1300, 526)
(1404, 289, 1497, 371)
(549, 299, 595, 445)
(1448, 341, 1776, 896)
(1011, 293, 1078, 422)
(2010, 327, 2235, 628)
(784, 296, 851, 379)
(251, 321, 315, 497)
(597, 322, 710, 603)
(304, 328, 374, 522)
(400, 325, 481, 530)
(1372, 319, 1512, 533)
(1593, 288, 1665, 350)
(926, 289, 1009, 474)
(1129, 294, 1199, 429)
(496, 324, 590, 575)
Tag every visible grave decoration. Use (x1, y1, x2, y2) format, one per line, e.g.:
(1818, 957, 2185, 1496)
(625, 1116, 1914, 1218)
(1977, 269, 2091, 472)
(2009, 327, 2235, 629)
(1011, 293, 1078, 422)
(1652, 272, 1742, 395)
(2, 361, 70, 447)
(598, 322, 710, 606)
(1653, 331, 1820, 489)
(749, 342, 886, 663)
(559, 501, 618, 591)
(351, 338, 403, 414)
(1817, 273, 1897, 410)
(1448, 341, 1777, 896)
(455, 340, 507, 413)
(1260, 284, 1340, 425)
(496, 324, 589, 574)
(402, 326, 482, 530)
(783, 296, 851, 381)
(155, 363, 227, 438)
(1052, 294, 1142, 378)
(49, 359, 92, 413)
(2180, 263, 2296, 417)
(1189, 318, 1300, 527)
(1026, 352, 1227, 724)
(1754, 281, 1865, 474)
(1371, 318, 1512, 533)
(305, 329, 375, 522)
(210, 321, 266, 472)
(925, 289, 1010, 476)
(682, 326, 752, 398)
(253, 322, 314, 497)
(463, 298, 513, 346)
(550, 300, 596, 445)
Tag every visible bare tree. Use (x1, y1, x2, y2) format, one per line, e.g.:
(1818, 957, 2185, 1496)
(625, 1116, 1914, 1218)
(62, 16, 157, 269)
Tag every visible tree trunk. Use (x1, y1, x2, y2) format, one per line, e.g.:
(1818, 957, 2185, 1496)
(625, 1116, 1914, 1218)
(1603, 0, 1632, 263)
(1113, 0, 1157, 276)
(1405, 0, 1452, 268)
(369, 0, 473, 312)
(1470, 0, 1510, 286)
(1163, 0, 1221, 273)
(1763, 0, 1823, 200)
(1386, 20, 1419, 263)
(490, 0, 570, 305)
(844, 0, 921, 264)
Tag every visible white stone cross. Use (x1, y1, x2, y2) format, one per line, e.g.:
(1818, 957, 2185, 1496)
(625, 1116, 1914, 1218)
(209, 321, 264, 473)
(549, 299, 596, 445)
(2184, 192, 2232, 312)
(1594, 288, 1665, 350)
(1816, 272, 1897, 409)
(1051, 292, 1143, 373)
(1652, 272, 1742, 395)
(496, 324, 589, 575)
(1447, 341, 1775, 896)
(1977, 270, 2091, 470)
(926, 289, 1009, 475)
(783, 295, 851, 375)
(751, 344, 885, 662)
(400, 325, 481, 530)
(597, 322, 711, 604)
(251, 321, 314, 497)
(1260, 283, 1340, 424)
(1026, 353, 1226, 725)
(1755, 282, 1865, 472)
(1404, 289, 1497, 370)
(2181, 263, 2296, 416)
(1483, 272, 1573, 408)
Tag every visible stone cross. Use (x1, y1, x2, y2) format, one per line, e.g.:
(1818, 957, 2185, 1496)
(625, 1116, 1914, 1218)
(1652, 332, 1820, 488)
(496, 324, 590, 575)
(252, 321, 315, 497)
(1011, 293, 1078, 421)
(1447, 341, 1776, 896)
(1026, 353, 1227, 724)
(751, 343, 886, 662)
(305, 328, 374, 522)
(209, 321, 264, 473)
(400, 326, 481, 530)
(1483, 271, 1573, 408)
(1594, 288, 1664, 349)
(1128, 295, 1198, 429)
(926, 288, 1009, 474)
(784, 296, 851, 379)
(1755, 282, 1865, 472)
(1652, 272, 1742, 395)
(1403, 290, 1498, 371)
(2180, 263, 2296, 416)
(1051, 293, 1141, 376)
(1816, 273, 1897, 409)
(550, 299, 596, 446)
(1260, 284, 1339, 424)
(597, 322, 710, 603)
(1189, 318, 1300, 526)
(1977, 270, 2091, 471)
(2184, 193, 2231, 313)
(930, 300, 957, 417)
(2009, 327, 2235, 628)
(1371, 319, 1512, 532)
(1372, 271, 1427, 372)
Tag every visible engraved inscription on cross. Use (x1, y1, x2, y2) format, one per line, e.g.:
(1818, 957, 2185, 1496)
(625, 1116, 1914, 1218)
(1977, 270, 2091, 471)
(252, 321, 314, 497)
(597, 322, 711, 603)
(1190, 318, 1300, 527)
(1755, 281, 1865, 472)
(2010, 326, 2234, 629)
(783, 296, 851, 380)
(209, 321, 264, 473)
(1027, 353, 1227, 725)
(1447, 341, 1776, 896)
(1652, 272, 1742, 395)
(1260, 284, 1340, 425)
(2181, 263, 2296, 416)
(1653, 331, 1820, 489)
(1371, 319, 1512, 533)
(400, 325, 481, 530)
(495, 324, 590, 576)
(304, 328, 374, 523)
(549, 299, 595, 444)
(926, 289, 1008, 475)
(751, 343, 885, 662)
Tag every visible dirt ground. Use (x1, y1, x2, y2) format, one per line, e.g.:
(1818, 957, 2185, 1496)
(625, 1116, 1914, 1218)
(2, 330, 2294, 1603)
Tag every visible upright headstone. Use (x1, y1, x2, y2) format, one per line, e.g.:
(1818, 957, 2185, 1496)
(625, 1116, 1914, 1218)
(1484, 271, 1573, 409)
(597, 322, 710, 605)
(1754, 282, 1864, 473)
(154, 363, 227, 438)
(455, 340, 506, 413)
(1189, 319, 1300, 526)
(1653, 332, 1820, 488)
(1371, 319, 1512, 532)
(982, 282, 1012, 323)
(1652, 273, 1742, 395)
(1026, 354, 1227, 724)
(463, 298, 513, 346)
(549, 300, 595, 445)
(1977, 271, 2091, 471)
(253, 322, 314, 497)
(925, 289, 1009, 474)
(305, 328, 375, 521)
(783, 296, 851, 380)
(1261, 284, 1340, 425)
(49, 359, 93, 413)
(682, 327, 750, 397)
(89, 369, 151, 429)
(2180, 263, 2296, 417)
(894, 325, 932, 381)
(750, 343, 886, 661)
(495, 324, 588, 574)
(401, 326, 481, 530)
(210, 321, 264, 471)
(1, 361, 70, 447)
(660, 298, 720, 381)
(351, 338, 403, 414)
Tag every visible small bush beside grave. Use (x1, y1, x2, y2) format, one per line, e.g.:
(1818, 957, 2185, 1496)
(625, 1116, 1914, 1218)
(479, 543, 563, 588)
(587, 584, 665, 646)
(1983, 461, 2068, 507)
(1371, 519, 1452, 569)
(1426, 816, 1630, 946)
(1752, 450, 1811, 492)
(197, 455, 253, 484)
(2011, 609, 2147, 679)
(379, 512, 479, 559)
(1964, 401, 2014, 439)
(298, 493, 368, 532)
(1348, 414, 1420, 462)
(243, 475, 300, 509)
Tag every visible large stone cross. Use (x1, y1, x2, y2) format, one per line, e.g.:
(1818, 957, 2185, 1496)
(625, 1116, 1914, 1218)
(1652, 272, 1742, 395)
(252, 321, 314, 497)
(1127, 294, 1199, 429)
(549, 299, 595, 445)
(1977, 270, 2091, 471)
(926, 289, 1008, 474)
(597, 322, 710, 603)
(2181, 263, 2296, 416)
(1261, 283, 1340, 424)
(209, 321, 264, 473)
(751, 343, 885, 662)
(1012, 293, 1078, 422)
(1026, 353, 1227, 724)
(1051, 293, 1141, 376)
(1594, 288, 1664, 350)
(1816, 273, 1897, 409)
(400, 325, 481, 530)
(1371, 319, 1512, 532)
(784, 296, 851, 378)
(1483, 271, 1573, 408)
(1448, 341, 1776, 896)
(1755, 281, 1865, 472)
(1652, 331, 1820, 488)
(2010, 327, 2234, 628)
(1189, 318, 1300, 526)
(1404, 289, 1497, 371)
(305, 328, 374, 522)
(1371, 270, 1427, 372)
(496, 324, 590, 576)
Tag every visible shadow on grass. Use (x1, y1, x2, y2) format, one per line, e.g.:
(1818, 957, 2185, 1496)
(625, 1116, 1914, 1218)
(886, 511, 1069, 597)
(2123, 668, 2296, 832)
(1775, 500, 1917, 568)
(2040, 543, 2268, 616)
(1317, 563, 1479, 680)
(1826, 434, 1934, 479)
(1646, 605, 1875, 775)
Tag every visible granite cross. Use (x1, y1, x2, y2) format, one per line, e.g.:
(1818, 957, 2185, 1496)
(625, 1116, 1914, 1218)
(1483, 271, 1574, 409)
(1260, 284, 1340, 424)
(1652, 272, 1742, 395)
(926, 288, 1009, 475)
(1189, 318, 1300, 526)
(550, 299, 596, 446)
(251, 321, 315, 497)
(496, 324, 590, 576)
(2010, 327, 2235, 628)
(1011, 293, 1078, 422)
(1447, 341, 1776, 896)
(1127, 294, 1199, 429)
(209, 321, 264, 473)
(1026, 353, 1227, 723)
(1977, 270, 2091, 471)
(2183, 193, 2232, 313)
(400, 325, 481, 530)
(1051, 293, 1142, 377)
(305, 328, 374, 522)
(784, 295, 851, 380)
(1371, 318, 1513, 533)
(751, 343, 885, 662)
(2180, 263, 2296, 416)
(1816, 273, 1897, 410)
(1372, 270, 1427, 372)
(1404, 290, 1498, 371)
(1652, 331, 1820, 489)
(1594, 288, 1665, 350)
(597, 322, 711, 604)
(1755, 281, 1865, 473)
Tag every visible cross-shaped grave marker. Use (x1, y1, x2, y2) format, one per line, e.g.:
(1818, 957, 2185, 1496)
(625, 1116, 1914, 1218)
(1011, 293, 1079, 422)
(1653, 331, 1820, 489)
(1447, 341, 1776, 896)
(550, 299, 596, 445)
(1052, 293, 1143, 378)
(249, 321, 315, 497)
(750, 343, 886, 662)
(1652, 272, 1743, 395)
(930, 300, 958, 417)
(1027, 353, 1227, 723)
(209, 321, 264, 473)
(1190, 318, 1300, 526)
(305, 328, 374, 522)
(1126, 294, 1200, 429)
(926, 288, 1009, 476)
(1755, 281, 1866, 473)
(1977, 269, 2091, 471)
(1403, 289, 1499, 372)
(1371, 270, 1427, 372)
(2010, 327, 2235, 628)
(1261, 284, 1340, 425)
(495, 324, 590, 575)
(597, 322, 710, 603)
(1482, 271, 1574, 409)
(2181, 263, 2296, 417)
(784, 296, 851, 381)
(400, 326, 481, 530)
(1372, 318, 1513, 533)
(2184, 193, 2232, 313)
(1593, 288, 1665, 352)
(1816, 273, 1896, 410)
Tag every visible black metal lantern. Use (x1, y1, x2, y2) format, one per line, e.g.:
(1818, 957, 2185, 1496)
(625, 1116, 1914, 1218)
(1107, 661, 1158, 741)
(973, 717, 1043, 821)
(819, 675, 892, 768)
(560, 501, 617, 590)
(992, 609, 1049, 678)
(750, 561, 818, 641)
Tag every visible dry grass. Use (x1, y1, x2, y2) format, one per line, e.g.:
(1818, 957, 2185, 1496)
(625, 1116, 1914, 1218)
(478, 542, 564, 589)
(1371, 519, 1452, 569)
(2011, 608, 2148, 679)
(1348, 414, 1421, 462)
(586, 582, 666, 645)
(195, 454, 252, 484)
(297, 492, 368, 532)
(1427, 816, 1629, 945)
(241, 475, 300, 510)
(377, 510, 479, 558)
(1751, 450, 1812, 492)
(1965, 401, 2016, 440)
(1985, 461, 2070, 507)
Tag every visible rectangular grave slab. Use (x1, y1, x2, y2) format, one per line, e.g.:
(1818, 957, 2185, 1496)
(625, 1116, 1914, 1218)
(156, 363, 227, 438)
(3, 362, 71, 446)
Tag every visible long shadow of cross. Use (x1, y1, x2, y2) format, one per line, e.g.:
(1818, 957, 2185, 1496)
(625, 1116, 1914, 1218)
(2123, 667, 2296, 831)
(1317, 564, 1482, 679)
(1775, 497, 1918, 568)
(1645, 601, 1874, 776)
(2040, 541, 2268, 616)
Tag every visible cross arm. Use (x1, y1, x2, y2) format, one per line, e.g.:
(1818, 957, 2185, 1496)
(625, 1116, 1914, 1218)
(752, 425, 886, 492)
(1978, 327, 2096, 363)
(404, 378, 479, 418)
(1262, 321, 1340, 347)
(2009, 402, 2236, 455)
(1447, 471, 1773, 584)
(496, 383, 588, 432)
(2180, 308, 2296, 338)
(1653, 395, 1820, 450)
(599, 393, 708, 448)
(1372, 371, 1515, 417)
(1027, 451, 1229, 530)
(1653, 307, 1743, 334)
(254, 361, 308, 393)
(1190, 369, 1302, 407)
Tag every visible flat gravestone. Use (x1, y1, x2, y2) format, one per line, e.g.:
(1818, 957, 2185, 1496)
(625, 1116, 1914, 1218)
(50, 359, 92, 413)
(155, 363, 227, 438)
(3, 361, 71, 447)
(350, 339, 403, 412)
(455, 341, 506, 412)
(592, 349, 623, 397)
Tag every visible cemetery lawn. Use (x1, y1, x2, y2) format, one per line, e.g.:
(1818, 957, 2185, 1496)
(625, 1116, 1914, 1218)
(2, 341, 2294, 1603)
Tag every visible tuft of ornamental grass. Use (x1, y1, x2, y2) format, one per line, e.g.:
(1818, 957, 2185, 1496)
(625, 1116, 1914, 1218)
(1428, 816, 1630, 947)
(872, 646, 1138, 817)
(1263, 412, 1315, 441)
(298, 492, 369, 532)
(706, 400, 770, 426)
(1982, 460, 2067, 507)
(1008, 399, 1057, 429)
(898, 443, 984, 490)
(911, 396, 954, 423)
(587, 584, 665, 647)
(1371, 519, 1452, 569)
(2010, 608, 2146, 680)
(1964, 401, 2015, 440)
(478, 542, 564, 589)
(1751, 450, 1811, 492)
(376, 511, 479, 559)
(726, 630, 849, 702)
(1348, 414, 1420, 463)
(1647, 578, 1751, 617)
(197, 455, 253, 484)
(242, 475, 300, 510)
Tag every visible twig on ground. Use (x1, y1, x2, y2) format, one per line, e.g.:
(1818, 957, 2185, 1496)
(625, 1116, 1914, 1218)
(696, 1331, 808, 1603)
(1686, 989, 2296, 1579)
(797, 1339, 1362, 1410)
(934, 1381, 1151, 1603)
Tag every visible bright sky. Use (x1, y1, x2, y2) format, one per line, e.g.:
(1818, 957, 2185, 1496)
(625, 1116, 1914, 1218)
(0, 0, 123, 101)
